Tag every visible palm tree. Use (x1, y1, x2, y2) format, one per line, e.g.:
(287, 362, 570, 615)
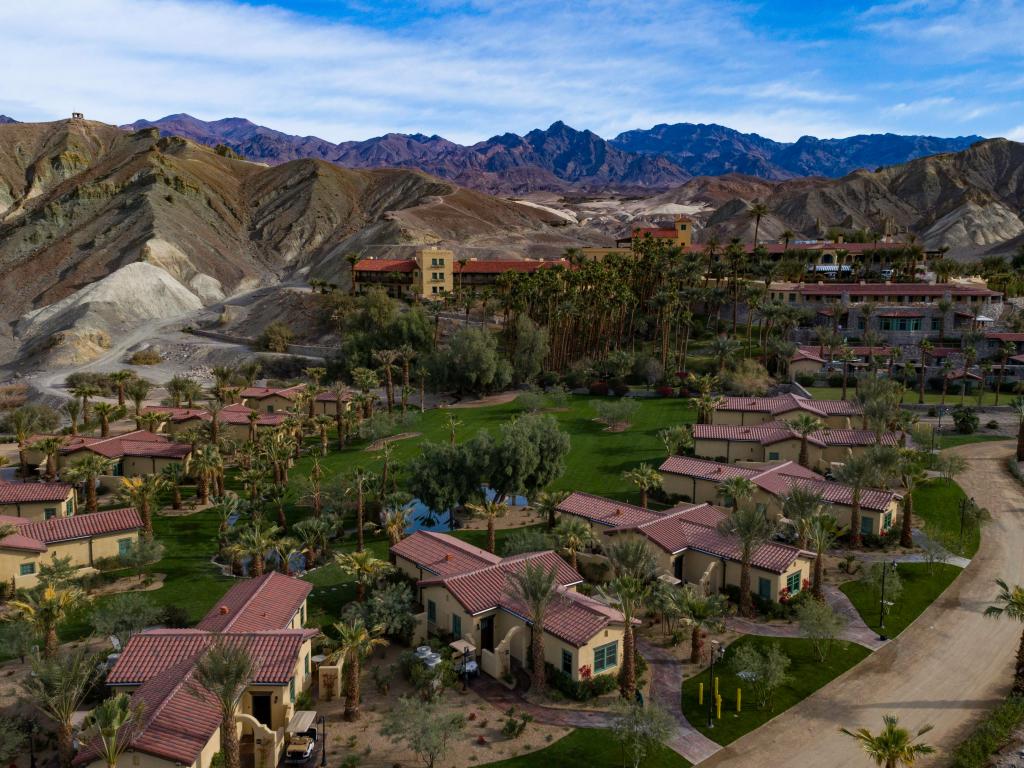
(787, 413, 825, 469)
(231, 519, 282, 577)
(505, 560, 558, 694)
(82, 692, 143, 768)
(63, 399, 82, 436)
(781, 485, 824, 549)
(833, 453, 881, 549)
(312, 415, 333, 457)
(465, 498, 508, 554)
(117, 475, 167, 540)
(916, 339, 933, 405)
(622, 463, 662, 508)
(70, 383, 99, 424)
(8, 584, 86, 658)
(601, 574, 647, 700)
(679, 585, 728, 664)
(335, 549, 394, 602)
(840, 715, 934, 767)
(23, 650, 99, 768)
(985, 578, 1024, 693)
(996, 341, 1016, 406)
(896, 450, 927, 548)
(32, 436, 64, 480)
(445, 412, 462, 445)
(532, 489, 569, 531)
(606, 538, 657, 581)
(348, 468, 373, 552)
(108, 371, 134, 407)
(92, 402, 121, 437)
(326, 617, 388, 721)
(718, 506, 777, 617)
(1013, 397, 1024, 462)
(190, 444, 222, 504)
(63, 454, 115, 513)
(805, 513, 845, 598)
(125, 379, 152, 429)
(189, 640, 254, 768)
(717, 476, 756, 512)
(8, 407, 40, 477)
(553, 517, 596, 571)
(748, 202, 769, 247)
(373, 349, 401, 413)
(161, 463, 185, 510)
(382, 505, 410, 548)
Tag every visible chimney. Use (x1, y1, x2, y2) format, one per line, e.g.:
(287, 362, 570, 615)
(219, 606, 229, 615)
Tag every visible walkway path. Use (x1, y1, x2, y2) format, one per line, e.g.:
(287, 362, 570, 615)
(724, 585, 886, 651)
(697, 441, 1024, 766)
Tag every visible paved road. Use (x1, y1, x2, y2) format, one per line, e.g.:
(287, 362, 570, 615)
(697, 440, 1023, 767)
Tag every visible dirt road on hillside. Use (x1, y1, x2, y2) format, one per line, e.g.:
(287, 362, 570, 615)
(697, 440, 1022, 767)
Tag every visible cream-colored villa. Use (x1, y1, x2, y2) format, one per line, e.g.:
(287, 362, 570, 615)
(711, 394, 862, 428)
(391, 531, 631, 682)
(0, 507, 142, 589)
(692, 422, 899, 471)
(556, 492, 813, 602)
(145, 404, 288, 442)
(0, 480, 77, 521)
(659, 456, 899, 537)
(77, 572, 316, 768)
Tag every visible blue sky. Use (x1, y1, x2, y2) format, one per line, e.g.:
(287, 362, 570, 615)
(2, 0, 1023, 144)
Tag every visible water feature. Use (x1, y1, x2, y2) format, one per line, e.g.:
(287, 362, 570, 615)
(404, 486, 530, 533)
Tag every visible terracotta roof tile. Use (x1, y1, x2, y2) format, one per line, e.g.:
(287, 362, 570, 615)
(391, 530, 503, 577)
(0, 480, 74, 504)
(715, 394, 861, 417)
(239, 385, 305, 400)
(0, 508, 141, 552)
(556, 491, 662, 528)
(197, 572, 313, 632)
(59, 431, 188, 460)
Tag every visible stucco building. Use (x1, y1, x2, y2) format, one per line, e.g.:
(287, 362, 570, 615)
(711, 394, 862, 428)
(0, 480, 77, 520)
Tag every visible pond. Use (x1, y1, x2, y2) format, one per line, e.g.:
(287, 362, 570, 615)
(405, 487, 530, 534)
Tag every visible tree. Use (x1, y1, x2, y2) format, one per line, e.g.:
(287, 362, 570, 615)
(805, 513, 845, 598)
(840, 715, 934, 767)
(717, 476, 756, 512)
(381, 697, 465, 768)
(658, 424, 693, 457)
(63, 454, 114, 513)
(501, 528, 555, 556)
(126, 379, 152, 429)
(63, 398, 82, 436)
(8, 584, 86, 658)
(797, 599, 846, 661)
(365, 581, 416, 641)
(834, 452, 882, 549)
(780, 485, 824, 550)
(787, 413, 825, 469)
(70, 383, 100, 424)
(33, 436, 64, 481)
(730, 641, 791, 711)
(623, 463, 661, 508)
(118, 538, 165, 583)
(680, 585, 728, 664)
(347, 467, 374, 552)
(229, 519, 281, 577)
(161, 462, 185, 510)
(610, 701, 674, 768)
(505, 560, 558, 694)
(606, 538, 657, 581)
(601, 574, 648, 700)
(748, 201, 769, 247)
(335, 550, 394, 602)
(896, 450, 927, 548)
(259, 321, 294, 352)
(189, 640, 254, 768)
(117, 475, 167, 540)
(485, 413, 571, 502)
(718, 506, 777, 617)
(82, 692, 144, 768)
(90, 593, 163, 649)
(373, 348, 401, 413)
(92, 402, 122, 437)
(532, 488, 569, 531)
(508, 315, 549, 386)
(327, 617, 388, 720)
(553, 517, 596, 571)
(23, 650, 99, 768)
(191, 444, 222, 504)
(464, 498, 508, 554)
(36, 553, 78, 589)
(8, 406, 41, 477)
(985, 578, 1024, 694)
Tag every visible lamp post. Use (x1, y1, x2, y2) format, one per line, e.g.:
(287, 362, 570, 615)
(25, 719, 37, 768)
(878, 560, 898, 641)
(706, 640, 724, 729)
(319, 714, 327, 768)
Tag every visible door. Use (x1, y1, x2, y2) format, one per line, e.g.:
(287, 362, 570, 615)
(251, 694, 272, 727)
(480, 615, 495, 652)
(673, 555, 684, 580)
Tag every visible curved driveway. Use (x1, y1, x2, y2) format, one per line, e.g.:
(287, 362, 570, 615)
(697, 441, 1023, 767)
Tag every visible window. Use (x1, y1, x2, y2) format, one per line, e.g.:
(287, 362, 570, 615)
(44, 507, 57, 520)
(787, 572, 801, 593)
(65, 499, 74, 516)
(290, 677, 296, 703)
(883, 512, 893, 530)
(861, 516, 873, 535)
(266, 405, 274, 414)
(304, 653, 310, 675)
(19, 563, 36, 576)
(427, 600, 436, 623)
(594, 641, 618, 673)
(931, 317, 942, 332)
(452, 614, 462, 639)
(767, 451, 780, 461)
(561, 649, 573, 676)
(788, 293, 796, 303)
(758, 578, 771, 599)
(118, 538, 133, 556)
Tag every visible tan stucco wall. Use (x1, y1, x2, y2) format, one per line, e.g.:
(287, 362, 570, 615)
(0, 529, 139, 588)
(790, 359, 822, 378)
(122, 455, 190, 477)
(243, 395, 296, 414)
(0, 492, 76, 521)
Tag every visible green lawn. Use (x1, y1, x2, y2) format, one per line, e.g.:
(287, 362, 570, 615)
(936, 434, 1011, 450)
(680, 636, 870, 746)
(912, 479, 979, 557)
(807, 386, 1010, 407)
(839, 562, 961, 638)
(480, 728, 690, 768)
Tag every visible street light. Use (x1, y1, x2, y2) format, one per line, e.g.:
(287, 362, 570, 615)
(319, 714, 327, 768)
(24, 719, 37, 768)
(706, 640, 725, 729)
(878, 560, 898, 641)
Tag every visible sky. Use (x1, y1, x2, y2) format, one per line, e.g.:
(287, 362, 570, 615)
(2, 0, 1024, 145)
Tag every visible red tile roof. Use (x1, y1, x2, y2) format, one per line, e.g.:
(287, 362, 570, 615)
(239, 385, 306, 400)
(633, 227, 681, 239)
(693, 422, 897, 448)
(108, 629, 315, 686)
(0, 508, 142, 552)
(986, 333, 1024, 342)
(791, 348, 825, 364)
(453, 259, 569, 274)
(392, 530, 502, 577)
(556, 491, 662, 528)
(59, 431, 190, 460)
(219, 403, 288, 425)
(0, 480, 73, 504)
(353, 258, 417, 273)
(142, 405, 209, 422)
(503, 587, 628, 647)
(788, 282, 1000, 298)
(316, 388, 353, 402)
(715, 394, 861, 417)
(197, 572, 312, 633)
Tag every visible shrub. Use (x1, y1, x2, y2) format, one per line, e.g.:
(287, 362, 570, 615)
(952, 406, 980, 434)
(128, 348, 162, 365)
(259, 321, 294, 352)
(986, 420, 999, 430)
(593, 397, 639, 428)
(545, 664, 617, 701)
(656, 385, 675, 398)
(827, 374, 844, 388)
(162, 604, 191, 627)
(795, 373, 816, 387)
(588, 380, 610, 396)
(500, 707, 533, 739)
(724, 359, 774, 396)
(951, 695, 1024, 768)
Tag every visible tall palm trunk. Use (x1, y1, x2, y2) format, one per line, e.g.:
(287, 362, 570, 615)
(45, 624, 59, 659)
(57, 722, 74, 768)
(1014, 628, 1024, 695)
(690, 625, 704, 664)
(620, 625, 637, 700)
(739, 557, 753, 617)
(900, 495, 914, 548)
(530, 622, 545, 693)
(356, 488, 365, 552)
(344, 658, 361, 720)
(487, 516, 496, 554)
(813, 555, 824, 599)
(221, 711, 241, 768)
(86, 481, 98, 513)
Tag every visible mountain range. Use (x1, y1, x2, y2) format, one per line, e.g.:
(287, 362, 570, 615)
(122, 114, 984, 194)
